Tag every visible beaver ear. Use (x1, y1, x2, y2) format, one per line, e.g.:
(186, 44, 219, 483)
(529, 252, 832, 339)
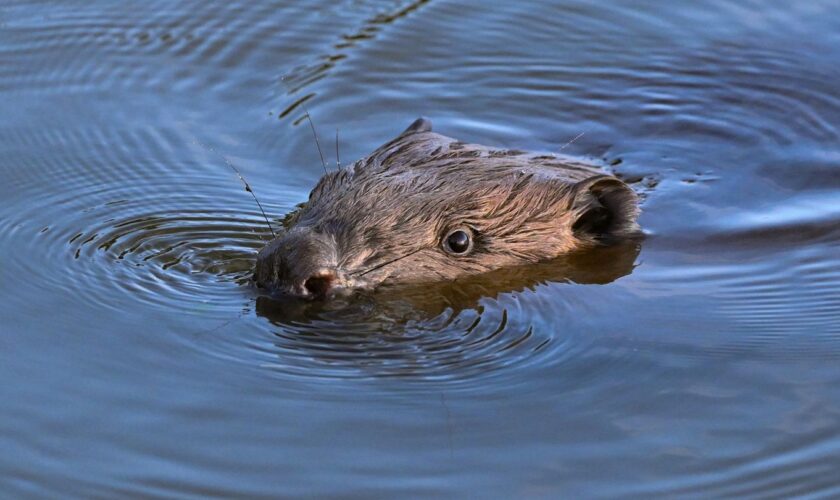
(570, 175, 640, 242)
(358, 117, 433, 173)
(400, 117, 432, 136)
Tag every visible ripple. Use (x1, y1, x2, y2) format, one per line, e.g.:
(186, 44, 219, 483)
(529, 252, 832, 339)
(714, 245, 840, 353)
(314, 0, 840, 158)
(0, 0, 432, 99)
(69, 207, 269, 306)
(4, 0, 840, 495)
(0, 100, 643, 392)
(638, 429, 840, 498)
(0, 118, 288, 315)
(215, 286, 597, 392)
(641, 236, 840, 361)
(272, 0, 433, 124)
(174, 243, 641, 391)
(0, 184, 272, 312)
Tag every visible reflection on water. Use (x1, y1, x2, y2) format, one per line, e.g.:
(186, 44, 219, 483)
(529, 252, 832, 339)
(253, 242, 640, 383)
(2, 0, 840, 497)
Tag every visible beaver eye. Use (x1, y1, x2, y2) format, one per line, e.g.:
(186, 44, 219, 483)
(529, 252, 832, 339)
(443, 228, 473, 255)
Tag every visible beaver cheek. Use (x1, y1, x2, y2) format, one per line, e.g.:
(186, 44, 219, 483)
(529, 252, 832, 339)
(350, 267, 397, 288)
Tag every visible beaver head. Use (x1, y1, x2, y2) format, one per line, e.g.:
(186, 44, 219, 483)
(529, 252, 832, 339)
(254, 118, 640, 299)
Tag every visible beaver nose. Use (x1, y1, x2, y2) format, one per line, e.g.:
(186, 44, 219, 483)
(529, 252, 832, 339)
(254, 227, 341, 298)
(303, 270, 336, 299)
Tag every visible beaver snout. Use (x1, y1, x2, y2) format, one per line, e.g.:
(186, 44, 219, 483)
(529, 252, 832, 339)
(253, 228, 343, 300)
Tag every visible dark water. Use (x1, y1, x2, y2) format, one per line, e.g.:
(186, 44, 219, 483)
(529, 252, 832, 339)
(2, 0, 840, 497)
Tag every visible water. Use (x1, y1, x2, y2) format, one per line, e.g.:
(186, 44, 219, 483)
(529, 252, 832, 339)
(2, 0, 840, 496)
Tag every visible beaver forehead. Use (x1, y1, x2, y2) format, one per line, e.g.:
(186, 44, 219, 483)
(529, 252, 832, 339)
(297, 131, 606, 234)
(327, 162, 553, 201)
(305, 131, 602, 200)
(300, 166, 579, 243)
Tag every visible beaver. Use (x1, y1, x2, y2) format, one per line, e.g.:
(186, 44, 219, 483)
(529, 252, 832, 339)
(254, 118, 640, 299)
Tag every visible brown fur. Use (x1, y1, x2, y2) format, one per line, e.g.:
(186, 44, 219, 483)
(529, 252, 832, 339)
(254, 118, 640, 298)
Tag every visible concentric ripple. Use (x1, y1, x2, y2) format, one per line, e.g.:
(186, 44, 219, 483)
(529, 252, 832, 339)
(188, 279, 632, 392)
(258, 297, 553, 385)
(0, 119, 288, 315)
(1, 181, 274, 314)
(10, 164, 590, 387)
(4, 0, 840, 496)
(174, 242, 639, 390)
(68, 205, 269, 307)
(0, 107, 643, 389)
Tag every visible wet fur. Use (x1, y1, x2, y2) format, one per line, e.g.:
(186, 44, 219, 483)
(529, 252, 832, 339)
(255, 118, 640, 296)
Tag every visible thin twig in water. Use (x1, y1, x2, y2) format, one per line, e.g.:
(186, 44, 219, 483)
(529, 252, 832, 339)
(281, 76, 329, 174)
(558, 131, 586, 152)
(193, 139, 276, 239)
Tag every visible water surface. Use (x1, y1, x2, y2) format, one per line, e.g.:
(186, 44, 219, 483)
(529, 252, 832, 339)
(2, 0, 840, 497)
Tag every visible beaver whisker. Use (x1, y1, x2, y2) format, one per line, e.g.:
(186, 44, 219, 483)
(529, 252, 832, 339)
(281, 76, 329, 175)
(335, 128, 341, 169)
(558, 131, 586, 152)
(193, 139, 276, 239)
(353, 247, 424, 277)
(303, 103, 328, 175)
